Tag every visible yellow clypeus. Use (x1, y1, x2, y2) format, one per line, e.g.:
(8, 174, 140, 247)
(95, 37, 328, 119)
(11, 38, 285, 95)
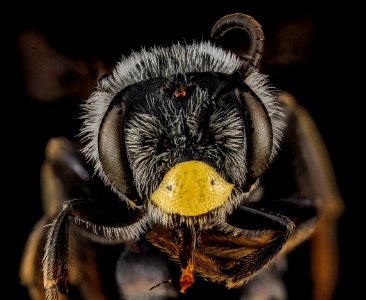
(150, 160, 233, 216)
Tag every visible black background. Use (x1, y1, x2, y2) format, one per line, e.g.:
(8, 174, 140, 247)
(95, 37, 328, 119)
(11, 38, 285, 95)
(4, 1, 359, 299)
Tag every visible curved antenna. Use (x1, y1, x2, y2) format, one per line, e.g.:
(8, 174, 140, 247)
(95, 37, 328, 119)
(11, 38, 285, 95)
(211, 13, 265, 76)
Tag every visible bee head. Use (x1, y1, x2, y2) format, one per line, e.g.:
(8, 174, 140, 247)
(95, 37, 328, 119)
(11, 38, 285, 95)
(80, 14, 285, 226)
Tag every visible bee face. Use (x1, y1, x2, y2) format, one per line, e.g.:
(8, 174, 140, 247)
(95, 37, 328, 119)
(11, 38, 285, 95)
(124, 73, 248, 224)
(82, 43, 284, 227)
(123, 73, 247, 198)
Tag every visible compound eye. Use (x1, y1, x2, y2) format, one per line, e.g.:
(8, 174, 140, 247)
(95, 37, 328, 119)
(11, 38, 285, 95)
(235, 88, 273, 180)
(98, 101, 135, 198)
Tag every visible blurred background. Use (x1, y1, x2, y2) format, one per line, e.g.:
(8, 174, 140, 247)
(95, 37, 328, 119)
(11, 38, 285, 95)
(5, 0, 358, 299)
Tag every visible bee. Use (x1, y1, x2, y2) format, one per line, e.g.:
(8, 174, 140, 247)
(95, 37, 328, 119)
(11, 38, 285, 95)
(20, 13, 343, 300)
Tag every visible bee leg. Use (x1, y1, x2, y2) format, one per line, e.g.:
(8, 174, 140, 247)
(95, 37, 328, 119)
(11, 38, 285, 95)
(279, 92, 344, 300)
(221, 204, 295, 287)
(43, 206, 70, 299)
(21, 136, 91, 300)
(252, 197, 318, 254)
(43, 198, 147, 300)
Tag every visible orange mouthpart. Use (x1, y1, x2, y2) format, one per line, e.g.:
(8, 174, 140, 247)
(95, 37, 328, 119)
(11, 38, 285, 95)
(180, 260, 194, 293)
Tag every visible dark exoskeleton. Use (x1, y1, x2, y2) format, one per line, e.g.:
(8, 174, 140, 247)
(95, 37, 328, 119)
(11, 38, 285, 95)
(20, 13, 343, 300)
